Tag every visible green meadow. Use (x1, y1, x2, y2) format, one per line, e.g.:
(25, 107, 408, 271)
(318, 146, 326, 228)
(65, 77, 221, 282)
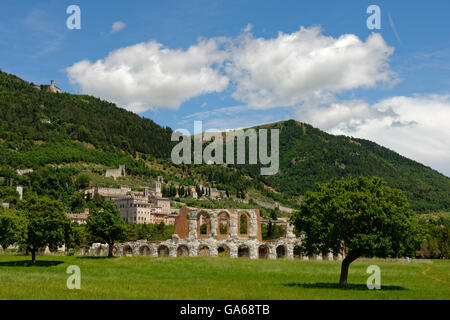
(0, 254, 448, 300)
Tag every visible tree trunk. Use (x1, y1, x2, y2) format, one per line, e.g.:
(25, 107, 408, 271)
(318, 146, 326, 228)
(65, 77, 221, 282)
(339, 253, 359, 287)
(108, 244, 113, 258)
(31, 248, 36, 265)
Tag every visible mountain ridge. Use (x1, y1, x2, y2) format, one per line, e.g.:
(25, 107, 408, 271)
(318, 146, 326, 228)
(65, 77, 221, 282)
(0, 69, 449, 213)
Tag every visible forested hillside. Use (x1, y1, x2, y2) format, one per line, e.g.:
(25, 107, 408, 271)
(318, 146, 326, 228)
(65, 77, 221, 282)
(0, 70, 173, 158)
(1, 70, 449, 213)
(237, 120, 450, 212)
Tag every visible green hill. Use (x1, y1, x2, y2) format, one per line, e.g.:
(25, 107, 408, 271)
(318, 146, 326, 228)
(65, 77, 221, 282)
(0, 70, 449, 212)
(237, 120, 450, 212)
(0, 70, 173, 159)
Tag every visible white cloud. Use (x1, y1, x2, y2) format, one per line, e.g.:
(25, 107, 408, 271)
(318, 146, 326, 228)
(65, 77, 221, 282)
(111, 21, 126, 33)
(67, 26, 396, 112)
(66, 38, 229, 112)
(298, 95, 450, 176)
(226, 26, 396, 108)
(179, 105, 290, 131)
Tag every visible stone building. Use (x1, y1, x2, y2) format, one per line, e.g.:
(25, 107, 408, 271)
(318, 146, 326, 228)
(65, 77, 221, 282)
(115, 195, 157, 224)
(85, 183, 173, 224)
(151, 181, 162, 198)
(105, 165, 126, 180)
(188, 186, 198, 199)
(85, 185, 131, 200)
(88, 207, 343, 261)
(16, 186, 23, 200)
(47, 80, 61, 93)
(16, 169, 33, 176)
(66, 208, 90, 224)
(150, 197, 170, 214)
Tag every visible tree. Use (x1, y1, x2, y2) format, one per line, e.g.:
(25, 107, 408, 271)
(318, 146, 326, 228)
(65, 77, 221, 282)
(75, 174, 90, 190)
(126, 224, 138, 242)
(0, 207, 27, 253)
(0, 187, 20, 207)
(64, 222, 88, 253)
(292, 176, 421, 287)
(17, 197, 69, 265)
(70, 192, 86, 212)
(86, 200, 126, 257)
(270, 208, 278, 220)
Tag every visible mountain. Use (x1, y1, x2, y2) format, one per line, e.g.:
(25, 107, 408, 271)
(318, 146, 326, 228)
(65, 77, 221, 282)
(237, 120, 450, 212)
(0, 70, 173, 159)
(0, 70, 449, 213)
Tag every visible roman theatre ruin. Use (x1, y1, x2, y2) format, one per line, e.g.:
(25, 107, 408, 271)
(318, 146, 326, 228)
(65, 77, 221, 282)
(90, 208, 341, 260)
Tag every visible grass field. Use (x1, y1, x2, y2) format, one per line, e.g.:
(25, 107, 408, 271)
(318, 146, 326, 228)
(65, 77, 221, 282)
(0, 254, 448, 300)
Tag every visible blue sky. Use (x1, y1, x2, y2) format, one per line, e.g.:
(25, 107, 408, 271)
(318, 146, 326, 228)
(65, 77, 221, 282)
(1, 0, 450, 176)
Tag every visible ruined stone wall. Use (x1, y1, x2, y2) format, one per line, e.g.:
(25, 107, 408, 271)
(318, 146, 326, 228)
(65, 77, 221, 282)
(87, 208, 342, 261)
(105, 165, 125, 180)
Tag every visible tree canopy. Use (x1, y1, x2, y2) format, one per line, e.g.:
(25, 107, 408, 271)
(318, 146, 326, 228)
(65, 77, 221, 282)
(0, 207, 27, 252)
(292, 176, 422, 287)
(16, 196, 70, 264)
(86, 200, 126, 257)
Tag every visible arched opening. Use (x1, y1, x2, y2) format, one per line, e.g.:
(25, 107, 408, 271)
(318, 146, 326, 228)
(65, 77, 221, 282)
(197, 212, 211, 238)
(198, 245, 210, 257)
(123, 245, 133, 257)
(238, 212, 250, 237)
(158, 245, 169, 257)
(217, 245, 230, 257)
(258, 245, 269, 259)
(238, 245, 249, 258)
(177, 245, 189, 257)
(111, 246, 118, 256)
(140, 246, 150, 256)
(217, 212, 230, 239)
(276, 245, 286, 258)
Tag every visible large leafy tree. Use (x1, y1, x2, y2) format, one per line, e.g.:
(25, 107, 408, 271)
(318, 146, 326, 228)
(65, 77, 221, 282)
(87, 200, 126, 257)
(17, 197, 69, 264)
(0, 207, 27, 253)
(292, 176, 421, 287)
(64, 221, 89, 253)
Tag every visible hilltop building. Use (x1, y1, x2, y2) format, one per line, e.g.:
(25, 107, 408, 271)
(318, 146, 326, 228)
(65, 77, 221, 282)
(48, 80, 61, 93)
(34, 80, 62, 93)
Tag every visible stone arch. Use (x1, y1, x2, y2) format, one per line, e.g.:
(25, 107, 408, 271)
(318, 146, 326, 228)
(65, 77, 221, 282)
(258, 245, 269, 259)
(111, 246, 118, 256)
(157, 245, 169, 257)
(276, 245, 286, 258)
(123, 245, 133, 257)
(238, 211, 250, 238)
(197, 211, 211, 238)
(238, 244, 250, 258)
(216, 211, 230, 240)
(139, 246, 151, 256)
(217, 244, 230, 257)
(177, 245, 189, 257)
(198, 245, 210, 257)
